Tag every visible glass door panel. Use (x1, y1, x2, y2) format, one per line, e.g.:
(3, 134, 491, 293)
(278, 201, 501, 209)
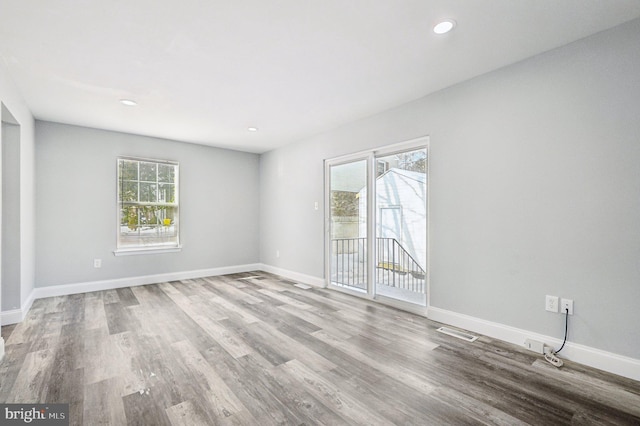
(374, 148, 427, 305)
(329, 160, 367, 291)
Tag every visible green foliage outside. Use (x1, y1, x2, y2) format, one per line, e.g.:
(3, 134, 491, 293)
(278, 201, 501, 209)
(118, 159, 178, 230)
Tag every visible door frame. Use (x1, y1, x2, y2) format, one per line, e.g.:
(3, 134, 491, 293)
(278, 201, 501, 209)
(324, 153, 372, 299)
(324, 136, 430, 316)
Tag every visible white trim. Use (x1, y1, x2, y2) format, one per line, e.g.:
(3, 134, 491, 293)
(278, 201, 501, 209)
(372, 135, 430, 157)
(259, 264, 325, 288)
(0, 263, 261, 325)
(0, 337, 4, 362)
(3, 263, 637, 382)
(366, 153, 375, 299)
(33, 263, 262, 299)
(324, 137, 430, 304)
(0, 289, 35, 326)
(118, 155, 178, 165)
(0, 308, 22, 325)
(1, 264, 320, 326)
(326, 282, 429, 317)
(113, 246, 182, 256)
(116, 157, 181, 253)
(428, 306, 640, 382)
(325, 135, 430, 164)
(374, 294, 428, 317)
(328, 282, 368, 298)
(324, 154, 371, 294)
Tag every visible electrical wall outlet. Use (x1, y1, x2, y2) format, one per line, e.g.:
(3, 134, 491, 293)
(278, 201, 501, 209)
(545, 295, 559, 312)
(276, 250, 280, 258)
(93, 258, 102, 268)
(560, 298, 574, 315)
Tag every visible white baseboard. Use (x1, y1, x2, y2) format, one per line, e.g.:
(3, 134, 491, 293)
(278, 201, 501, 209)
(0, 263, 262, 325)
(1, 308, 23, 326)
(0, 289, 36, 326)
(428, 306, 640, 382)
(4, 265, 638, 382)
(1, 263, 312, 326)
(258, 264, 325, 288)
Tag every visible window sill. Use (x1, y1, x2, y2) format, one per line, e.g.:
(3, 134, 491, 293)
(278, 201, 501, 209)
(113, 246, 182, 256)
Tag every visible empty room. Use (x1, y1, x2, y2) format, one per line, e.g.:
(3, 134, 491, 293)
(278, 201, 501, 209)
(1, 1, 639, 425)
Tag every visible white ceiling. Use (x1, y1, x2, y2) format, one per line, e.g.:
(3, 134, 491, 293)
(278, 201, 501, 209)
(1, 1, 640, 153)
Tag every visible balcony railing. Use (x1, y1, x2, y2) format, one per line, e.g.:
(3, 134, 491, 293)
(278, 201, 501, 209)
(376, 237, 425, 294)
(330, 237, 426, 294)
(331, 238, 367, 290)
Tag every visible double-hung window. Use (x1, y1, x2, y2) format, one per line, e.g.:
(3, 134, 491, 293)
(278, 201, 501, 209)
(116, 157, 180, 254)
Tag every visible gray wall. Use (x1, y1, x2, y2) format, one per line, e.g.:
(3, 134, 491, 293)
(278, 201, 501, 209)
(259, 19, 640, 359)
(36, 122, 260, 287)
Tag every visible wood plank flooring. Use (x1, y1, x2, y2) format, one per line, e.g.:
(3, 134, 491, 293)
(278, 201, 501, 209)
(1, 271, 639, 425)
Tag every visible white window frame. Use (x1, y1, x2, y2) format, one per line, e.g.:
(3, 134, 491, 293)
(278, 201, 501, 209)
(114, 156, 181, 256)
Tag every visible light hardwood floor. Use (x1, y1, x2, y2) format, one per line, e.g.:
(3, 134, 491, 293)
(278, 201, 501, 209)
(1, 271, 639, 425)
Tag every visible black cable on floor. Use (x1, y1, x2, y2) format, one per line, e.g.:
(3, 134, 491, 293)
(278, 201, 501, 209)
(555, 308, 569, 354)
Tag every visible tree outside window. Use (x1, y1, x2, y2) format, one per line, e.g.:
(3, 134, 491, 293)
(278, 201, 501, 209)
(117, 157, 179, 251)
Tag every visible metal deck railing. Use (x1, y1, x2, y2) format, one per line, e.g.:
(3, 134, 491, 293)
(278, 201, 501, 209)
(330, 237, 425, 294)
(376, 237, 426, 294)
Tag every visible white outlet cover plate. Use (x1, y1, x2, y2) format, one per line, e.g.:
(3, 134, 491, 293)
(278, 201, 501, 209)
(546, 295, 559, 312)
(560, 298, 574, 315)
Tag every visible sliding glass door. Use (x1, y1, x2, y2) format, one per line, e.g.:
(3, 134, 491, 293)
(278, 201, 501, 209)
(374, 148, 427, 305)
(326, 139, 428, 308)
(328, 159, 368, 291)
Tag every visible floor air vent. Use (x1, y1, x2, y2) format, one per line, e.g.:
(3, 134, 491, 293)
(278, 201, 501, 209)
(294, 283, 312, 290)
(436, 327, 478, 342)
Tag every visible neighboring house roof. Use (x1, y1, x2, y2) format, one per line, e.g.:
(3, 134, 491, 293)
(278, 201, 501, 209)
(358, 168, 426, 194)
(378, 168, 426, 184)
(334, 167, 426, 194)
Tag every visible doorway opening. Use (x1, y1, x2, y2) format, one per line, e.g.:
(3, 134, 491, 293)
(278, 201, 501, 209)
(326, 138, 428, 311)
(1, 103, 22, 360)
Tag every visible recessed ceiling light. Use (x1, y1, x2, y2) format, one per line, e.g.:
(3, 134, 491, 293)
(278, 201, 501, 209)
(120, 99, 137, 106)
(248, 127, 258, 132)
(433, 20, 456, 35)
